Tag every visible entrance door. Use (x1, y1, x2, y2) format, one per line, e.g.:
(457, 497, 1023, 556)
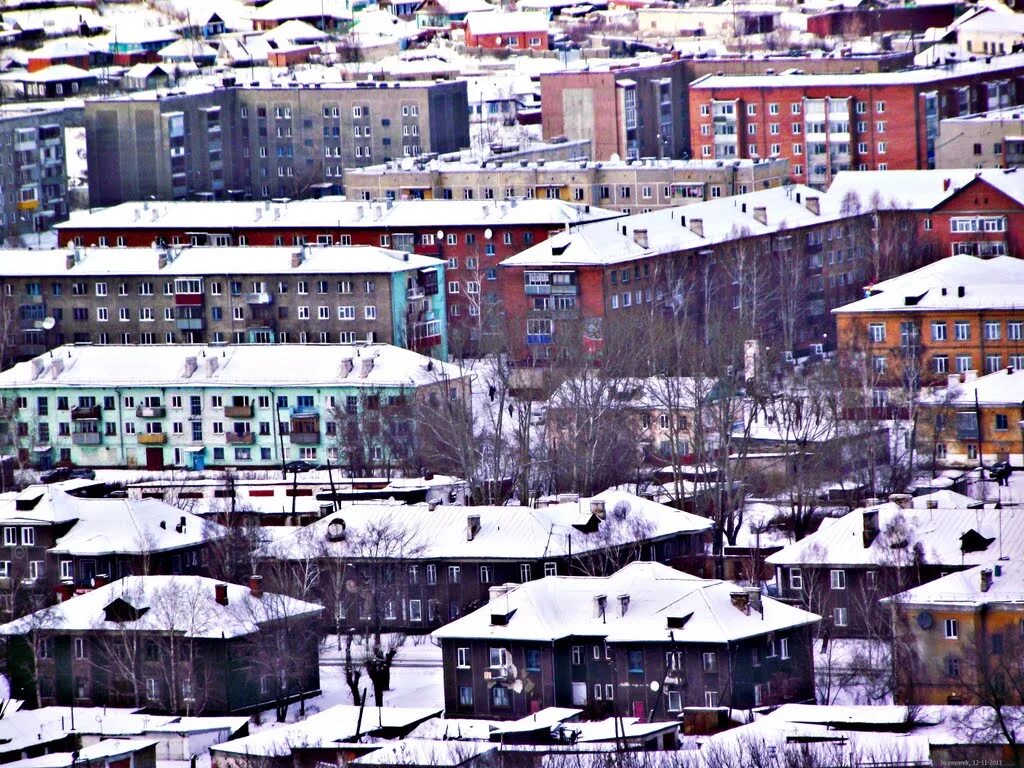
(145, 447, 164, 471)
(632, 700, 646, 722)
(571, 682, 587, 706)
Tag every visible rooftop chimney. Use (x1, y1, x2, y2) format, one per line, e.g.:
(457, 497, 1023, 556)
(183, 356, 198, 378)
(50, 358, 64, 380)
(595, 594, 607, 619)
(730, 591, 751, 615)
(292, 251, 303, 269)
(752, 206, 767, 225)
(360, 357, 374, 378)
(689, 218, 704, 237)
(863, 508, 880, 547)
(980, 568, 993, 593)
(633, 228, 649, 249)
(888, 493, 912, 510)
(215, 583, 229, 606)
(249, 575, 264, 598)
(205, 357, 219, 378)
(618, 594, 630, 617)
(466, 514, 481, 541)
(805, 196, 820, 215)
(745, 586, 762, 615)
(340, 358, 354, 377)
(590, 499, 606, 520)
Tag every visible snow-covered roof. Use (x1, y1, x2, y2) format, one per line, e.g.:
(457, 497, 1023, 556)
(432, 561, 820, 644)
(925, 364, 1024, 407)
(351, 739, 496, 766)
(420, 0, 495, 15)
(259, 19, 331, 44)
(949, 4, 1024, 34)
(353, 155, 777, 176)
(500, 185, 837, 267)
(0, 485, 224, 555)
(826, 168, 1024, 212)
(262, 490, 712, 562)
(210, 705, 441, 755)
(0, 344, 465, 391)
(0, 245, 442, 277)
(884, 559, 1024, 607)
(14, 64, 95, 83)
(59, 198, 617, 233)
(833, 255, 1024, 314)
(7, 740, 158, 768)
(691, 52, 1024, 89)
(0, 575, 323, 639)
(0, 708, 172, 755)
(549, 377, 704, 410)
(158, 38, 218, 59)
(465, 10, 549, 34)
(766, 499, 1024, 568)
(28, 38, 106, 59)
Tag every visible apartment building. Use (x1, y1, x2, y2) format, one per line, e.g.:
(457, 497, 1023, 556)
(0, 108, 69, 241)
(433, 561, 819, 719)
(921, 366, 1024, 467)
(767, 494, 1024, 639)
(84, 79, 469, 206)
(688, 54, 1024, 186)
(0, 343, 469, 471)
(540, 52, 914, 162)
(885, 561, 1024, 706)
(55, 198, 620, 348)
(0, 244, 448, 362)
(936, 106, 1024, 169)
(0, 485, 222, 618)
(834, 255, 1024, 389)
(343, 155, 790, 213)
(499, 185, 869, 362)
(264, 491, 712, 631)
(1, 576, 323, 712)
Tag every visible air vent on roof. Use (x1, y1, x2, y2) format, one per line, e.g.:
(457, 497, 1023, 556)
(667, 613, 693, 629)
(490, 609, 516, 626)
(15, 494, 42, 512)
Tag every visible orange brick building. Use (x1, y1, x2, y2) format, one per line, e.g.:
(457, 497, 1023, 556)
(834, 255, 1024, 390)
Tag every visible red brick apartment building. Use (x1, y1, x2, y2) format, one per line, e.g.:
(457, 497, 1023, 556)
(56, 198, 621, 348)
(688, 53, 1024, 187)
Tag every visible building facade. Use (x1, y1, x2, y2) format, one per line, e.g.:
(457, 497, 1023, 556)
(936, 106, 1024, 169)
(0, 343, 469, 471)
(55, 198, 619, 350)
(342, 156, 790, 213)
(688, 54, 1024, 186)
(0, 244, 448, 362)
(0, 108, 69, 241)
(433, 562, 819, 719)
(84, 79, 469, 206)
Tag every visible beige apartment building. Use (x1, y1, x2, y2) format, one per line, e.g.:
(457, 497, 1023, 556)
(936, 106, 1024, 169)
(343, 156, 790, 212)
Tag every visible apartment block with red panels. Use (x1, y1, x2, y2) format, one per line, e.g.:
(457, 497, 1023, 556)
(56, 198, 622, 343)
(688, 53, 1024, 187)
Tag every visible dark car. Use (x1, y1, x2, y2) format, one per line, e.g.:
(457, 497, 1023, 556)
(39, 467, 73, 484)
(283, 460, 317, 474)
(69, 468, 96, 480)
(990, 461, 1013, 486)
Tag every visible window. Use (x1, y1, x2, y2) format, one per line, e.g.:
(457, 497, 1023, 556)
(945, 618, 959, 638)
(409, 599, 422, 621)
(627, 650, 643, 674)
(427, 564, 437, 584)
(457, 647, 470, 668)
(702, 652, 717, 672)
(932, 321, 947, 341)
(833, 607, 848, 627)
(491, 686, 511, 709)
(28, 560, 44, 581)
(985, 321, 1002, 341)
(946, 655, 960, 677)
(520, 563, 531, 582)
(74, 638, 86, 659)
(955, 321, 971, 341)
(830, 569, 846, 590)
(544, 562, 557, 577)
(996, 413, 1009, 431)
(571, 646, 583, 665)
(526, 649, 541, 671)
(789, 568, 803, 590)
(21, 527, 34, 546)
(2, 527, 14, 546)
(868, 323, 885, 343)
(459, 686, 473, 707)
(490, 647, 510, 667)
(448, 565, 461, 584)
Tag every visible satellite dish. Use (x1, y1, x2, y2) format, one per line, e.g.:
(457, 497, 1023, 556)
(610, 153, 621, 162)
(649, 681, 660, 692)
(400, 157, 414, 171)
(436, 229, 444, 240)
(495, 36, 503, 45)
(484, 228, 493, 240)
(512, 679, 524, 694)
(917, 611, 934, 630)
(41, 317, 55, 330)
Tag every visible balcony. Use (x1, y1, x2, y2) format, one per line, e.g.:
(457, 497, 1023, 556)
(138, 433, 167, 445)
(174, 294, 204, 306)
(225, 404, 253, 418)
(245, 292, 273, 305)
(290, 406, 319, 418)
(289, 431, 320, 445)
(176, 318, 204, 331)
(136, 406, 165, 418)
(71, 406, 101, 420)
(226, 432, 255, 445)
(71, 432, 101, 445)
(526, 333, 554, 345)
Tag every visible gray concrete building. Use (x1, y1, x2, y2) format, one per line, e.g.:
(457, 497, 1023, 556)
(0, 107, 69, 242)
(936, 105, 1024, 169)
(343, 155, 790, 212)
(85, 79, 470, 206)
